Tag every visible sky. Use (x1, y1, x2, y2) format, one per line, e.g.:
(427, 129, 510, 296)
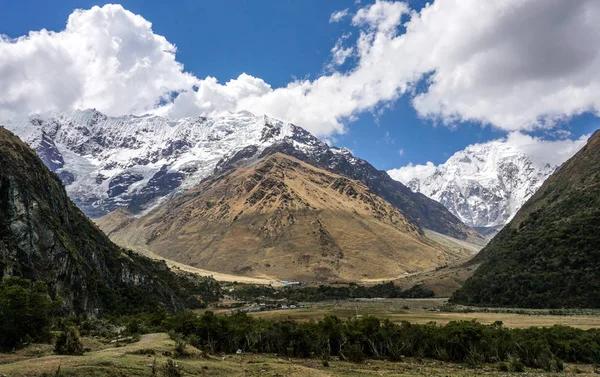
(1, 0, 599, 174)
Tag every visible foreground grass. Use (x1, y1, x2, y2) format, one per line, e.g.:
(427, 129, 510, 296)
(1, 333, 598, 376)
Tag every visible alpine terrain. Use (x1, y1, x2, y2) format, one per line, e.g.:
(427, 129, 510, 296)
(3, 110, 480, 241)
(98, 153, 471, 282)
(452, 130, 600, 308)
(390, 141, 556, 237)
(0, 126, 220, 315)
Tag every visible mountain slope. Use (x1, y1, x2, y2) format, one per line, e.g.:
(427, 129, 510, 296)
(389, 141, 557, 235)
(100, 153, 471, 282)
(0, 126, 219, 315)
(4, 110, 480, 241)
(451, 130, 600, 308)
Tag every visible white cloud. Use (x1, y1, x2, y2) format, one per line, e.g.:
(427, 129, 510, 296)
(503, 131, 590, 167)
(352, 0, 408, 33)
(329, 8, 350, 23)
(388, 161, 436, 186)
(398, 148, 404, 156)
(407, 0, 600, 130)
(0, 4, 195, 120)
(2, 1, 600, 138)
(328, 34, 354, 69)
(387, 132, 590, 184)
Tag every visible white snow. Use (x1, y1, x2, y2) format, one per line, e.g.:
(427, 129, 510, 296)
(389, 141, 556, 229)
(3, 109, 330, 216)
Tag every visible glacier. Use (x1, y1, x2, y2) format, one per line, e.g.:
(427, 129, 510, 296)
(388, 141, 556, 235)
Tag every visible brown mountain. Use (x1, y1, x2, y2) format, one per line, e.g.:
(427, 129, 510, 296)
(0, 126, 220, 315)
(452, 130, 600, 308)
(99, 153, 471, 282)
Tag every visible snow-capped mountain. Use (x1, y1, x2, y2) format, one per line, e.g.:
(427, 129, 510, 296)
(389, 141, 556, 234)
(3, 110, 319, 217)
(2, 109, 480, 241)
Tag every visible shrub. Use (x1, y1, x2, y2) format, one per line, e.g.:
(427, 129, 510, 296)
(175, 339, 188, 358)
(162, 359, 183, 377)
(508, 356, 525, 372)
(54, 327, 84, 355)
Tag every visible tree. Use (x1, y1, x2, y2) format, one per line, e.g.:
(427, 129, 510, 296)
(0, 277, 54, 350)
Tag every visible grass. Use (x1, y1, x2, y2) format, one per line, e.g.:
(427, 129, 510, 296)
(1, 333, 597, 376)
(247, 299, 600, 329)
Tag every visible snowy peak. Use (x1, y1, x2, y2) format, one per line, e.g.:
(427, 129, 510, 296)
(3, 110, 299, 217)
(3, 108, 480, 241)
(392, 140, 556, 231)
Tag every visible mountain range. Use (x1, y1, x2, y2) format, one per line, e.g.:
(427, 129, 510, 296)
(4, 109, 481, 242)
(389, 141, 557, 236)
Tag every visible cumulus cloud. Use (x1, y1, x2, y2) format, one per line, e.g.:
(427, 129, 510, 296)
(0, 4, 195, 120)
(2, 1, 600, 138)
(329, 8, 350, 23)
(387, 132, 590, 184)
(408, 0, 600, 130)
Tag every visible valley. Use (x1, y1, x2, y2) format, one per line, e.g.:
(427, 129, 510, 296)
(246, 298, 600, 329)
(1, 2, 599, 376)
(2, 302, 600, 376)
(2, 120, 599, 377)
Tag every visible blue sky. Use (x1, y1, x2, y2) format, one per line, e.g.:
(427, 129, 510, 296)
(1, 0, 598, 171)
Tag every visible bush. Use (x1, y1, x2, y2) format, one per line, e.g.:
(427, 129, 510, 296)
(54, 327, 84, 355)
(162, 359, 183, 377)
(508, 357, 525, 372)
(344, 342, 366, 363)
(175, 339, 188, 358)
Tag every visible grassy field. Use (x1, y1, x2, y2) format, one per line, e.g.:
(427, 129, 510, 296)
(247, 298, 600, 329)
(1, 333, 599, 376)
(3, 299, 600, 376)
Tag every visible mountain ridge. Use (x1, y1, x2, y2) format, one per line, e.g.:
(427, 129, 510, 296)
(99, 152, 472, 282)
(4, 109, 480, 241)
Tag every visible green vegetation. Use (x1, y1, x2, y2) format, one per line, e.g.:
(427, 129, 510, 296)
(157, 310, 599, 371)
(453, 131, 600, 308)
(229, 282, 433, 302)
(54, 327, 84, 355)
(0, 277, 57, 350)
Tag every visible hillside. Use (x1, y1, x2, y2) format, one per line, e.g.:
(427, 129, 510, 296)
(100, 153, 471, 282)
(452, 130, 600, 308)
(5, 110, 480, 241)
(0, 126, 220, 315)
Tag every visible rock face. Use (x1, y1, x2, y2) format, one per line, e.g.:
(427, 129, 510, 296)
(452, 130, 600, 308)
(4, 109, 479, 241)
(390, 141, 556, 236)
(99, 153, 471, 282)
(0, 126, 217, 315)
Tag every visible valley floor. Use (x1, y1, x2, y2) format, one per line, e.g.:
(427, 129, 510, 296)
(243, 298, 600, 329)
(1, 333, 599, 376)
